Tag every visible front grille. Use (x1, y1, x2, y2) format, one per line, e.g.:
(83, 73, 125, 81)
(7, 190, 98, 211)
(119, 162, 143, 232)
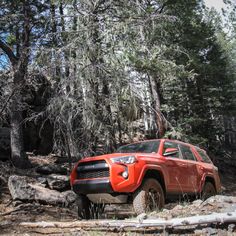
(77, 160, 109, 180)
(78, 169, 109, 179)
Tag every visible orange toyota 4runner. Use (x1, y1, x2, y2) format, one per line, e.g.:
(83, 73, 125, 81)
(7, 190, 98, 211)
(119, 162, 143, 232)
(70, 139, 221, 218)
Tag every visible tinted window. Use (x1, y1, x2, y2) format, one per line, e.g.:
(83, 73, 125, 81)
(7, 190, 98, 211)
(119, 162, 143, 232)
(180, 145, 196, 161)
(163, 141, 179, 158)
(117, 141, 160, 153)
(197, 149, 212, 163)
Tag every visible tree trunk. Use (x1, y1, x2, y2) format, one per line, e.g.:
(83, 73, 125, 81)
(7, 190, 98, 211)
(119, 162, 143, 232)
(149, 75, 166, 138)
(50, 1, 61, 79)
(88, 2, 116, 152)
(10, 0, 31, 168)
(10, 89, 29, 168)
(59, 2, 70, 80)
(102, 79, 117, 151)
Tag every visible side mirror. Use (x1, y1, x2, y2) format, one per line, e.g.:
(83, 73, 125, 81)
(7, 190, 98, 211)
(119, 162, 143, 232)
(163, 148, 179, 157)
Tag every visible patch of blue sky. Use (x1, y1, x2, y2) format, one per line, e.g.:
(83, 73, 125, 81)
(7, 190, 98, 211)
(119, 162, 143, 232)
(204, 0, 227, 12)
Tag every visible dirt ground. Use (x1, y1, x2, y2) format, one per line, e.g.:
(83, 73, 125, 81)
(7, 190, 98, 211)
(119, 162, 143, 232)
(0, 154, 236, 235)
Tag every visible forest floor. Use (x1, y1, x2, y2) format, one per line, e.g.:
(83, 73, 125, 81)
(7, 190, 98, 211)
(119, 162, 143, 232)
(0, 154, 236, 235)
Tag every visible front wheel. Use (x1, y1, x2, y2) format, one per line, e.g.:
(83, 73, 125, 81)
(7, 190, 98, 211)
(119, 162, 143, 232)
(133, 178, 165, 215)
(77, 195, 91, 219)
(77, 195, 105, 219)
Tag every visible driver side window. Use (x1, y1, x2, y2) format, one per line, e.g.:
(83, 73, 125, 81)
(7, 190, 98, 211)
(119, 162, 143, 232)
(163, 141, 179, 158)
(179, 144, 196, 161)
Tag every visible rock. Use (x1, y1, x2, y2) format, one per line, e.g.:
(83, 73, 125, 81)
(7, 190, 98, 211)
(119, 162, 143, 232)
(201, 195, 236, 213)
(137, 213, 148, 222)
(23, 74, 53, 155)
(202, 227, 218, 235)
(47, 174, 70, 191)
(62, 190, 77, 204)
(228, 224, 235, 232)
(204, 195, 236, 205)
(8, 175, 76, 206)
(13, 200, 23, 207)
(172, 204, 184, 211)
(223, 203, 236, 213)
(192, 199, 203, 206)
(36, 177, 48, 186)
(162, 209, 170, 213)
(0, 74, 54, 158)
(36, 164, 67, 175)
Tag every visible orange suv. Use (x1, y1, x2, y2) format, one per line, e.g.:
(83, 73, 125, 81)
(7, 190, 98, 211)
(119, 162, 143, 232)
(70, 139, 221, 218)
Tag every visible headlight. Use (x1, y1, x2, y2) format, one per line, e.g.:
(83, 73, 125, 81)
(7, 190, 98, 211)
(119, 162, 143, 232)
(111, 156, 136, 164)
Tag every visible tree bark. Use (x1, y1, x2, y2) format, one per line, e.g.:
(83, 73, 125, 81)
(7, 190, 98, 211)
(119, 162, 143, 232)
(10, 1, 31, 168)
(0, 0, 31, 168)
(50, 1, 61, 79)
(10, 89, 29, 168)
(149, 75, 166, 138)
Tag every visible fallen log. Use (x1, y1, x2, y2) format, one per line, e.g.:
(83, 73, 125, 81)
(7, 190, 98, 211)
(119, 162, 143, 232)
(19, 212, 236, 231)
(139, 212, 236, 228)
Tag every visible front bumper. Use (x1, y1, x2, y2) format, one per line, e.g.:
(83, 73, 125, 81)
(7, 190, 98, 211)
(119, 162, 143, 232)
(71, 156, 142, 194)
(72, 179, 113, 194)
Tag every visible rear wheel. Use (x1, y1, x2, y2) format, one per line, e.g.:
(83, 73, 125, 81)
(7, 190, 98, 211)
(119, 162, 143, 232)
(201, 182, 216, 200)
(133, 178, 165, 215)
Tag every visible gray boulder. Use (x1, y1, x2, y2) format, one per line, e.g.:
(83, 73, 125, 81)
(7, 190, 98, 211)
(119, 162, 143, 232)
(8, 175, 76, 206)
(36, 164, 67, 175)
(47, 174, 70, 191)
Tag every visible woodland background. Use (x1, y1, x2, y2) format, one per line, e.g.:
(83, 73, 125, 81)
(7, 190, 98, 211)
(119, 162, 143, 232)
(0, 0, 235, 168)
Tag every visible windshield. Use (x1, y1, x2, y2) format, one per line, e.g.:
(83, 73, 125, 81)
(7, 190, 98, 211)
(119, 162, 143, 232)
(116, 140, 160, 153)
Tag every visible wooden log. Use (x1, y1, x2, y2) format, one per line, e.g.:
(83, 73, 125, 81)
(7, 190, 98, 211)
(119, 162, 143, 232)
(19, 212, 236, 230)
(139, 212, 236, 228)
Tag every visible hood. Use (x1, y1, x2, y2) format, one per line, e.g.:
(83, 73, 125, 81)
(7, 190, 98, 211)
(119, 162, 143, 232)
(79, 152, 161, 163)
(79, 153, 136, 163)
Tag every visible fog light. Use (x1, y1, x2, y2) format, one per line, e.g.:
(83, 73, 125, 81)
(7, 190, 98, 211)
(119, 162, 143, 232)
(122, 171, 128, 179)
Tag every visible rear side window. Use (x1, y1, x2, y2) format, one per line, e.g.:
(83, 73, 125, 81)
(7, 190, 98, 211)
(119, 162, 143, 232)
(117, 141, 160, 153)
(196, 149, 212, 163)
(180, 145, 196, 161)
(163, 141, 179, 158)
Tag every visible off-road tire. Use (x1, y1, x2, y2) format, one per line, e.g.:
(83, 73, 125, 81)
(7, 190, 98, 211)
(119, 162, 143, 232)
(201, 182, 216, 200)
(77, 195, 105, 219)
(133, 178, 165, 215)
(77, 195, 91, 219)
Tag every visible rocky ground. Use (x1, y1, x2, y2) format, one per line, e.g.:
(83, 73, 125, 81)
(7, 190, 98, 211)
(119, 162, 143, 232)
(0, 154, 236, 235)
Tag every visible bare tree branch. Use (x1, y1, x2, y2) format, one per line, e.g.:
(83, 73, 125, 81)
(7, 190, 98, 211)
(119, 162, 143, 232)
(0, 39, 18, 65)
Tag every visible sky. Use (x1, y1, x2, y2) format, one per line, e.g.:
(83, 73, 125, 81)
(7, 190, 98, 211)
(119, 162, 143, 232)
(204, 0, 227, 12)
